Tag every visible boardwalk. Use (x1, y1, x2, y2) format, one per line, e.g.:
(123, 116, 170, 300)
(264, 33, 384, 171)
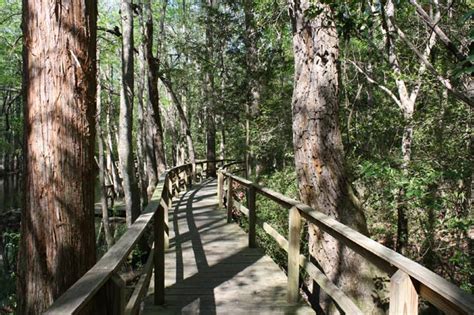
(142, 178, 315, 314)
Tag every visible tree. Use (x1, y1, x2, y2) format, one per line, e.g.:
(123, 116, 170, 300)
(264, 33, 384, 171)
(17, 0, 98, 313)
(288, 1, 382, 313)
(143, 0, 166, 180)
(119, 0, 141, 226)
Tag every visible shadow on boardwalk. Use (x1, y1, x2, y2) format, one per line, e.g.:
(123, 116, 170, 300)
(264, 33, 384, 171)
(143, 179, 315, 315)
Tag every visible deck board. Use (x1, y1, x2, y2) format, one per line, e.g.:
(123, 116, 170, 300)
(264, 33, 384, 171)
(142, 179, 315, 314)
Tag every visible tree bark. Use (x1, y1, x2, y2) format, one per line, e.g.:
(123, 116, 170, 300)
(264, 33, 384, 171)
(119, 0, 141, 226)
(17, 0, 97, 313)
(203, 0, 216, 177)
(144, 0, 166, 176)
(105, 88, 123, 197)
(160, 74, 196, 168)
(137, 33, 149, 207)
(289, 2, 382, 313)
(96, 58, 114, 249)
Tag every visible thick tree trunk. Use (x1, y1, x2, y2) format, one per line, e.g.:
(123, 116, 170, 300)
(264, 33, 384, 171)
(289, 2, 382, 314)
(119, 0, 141, 226)
(96, 60, 114, 249)
(17, 0, 97, 313)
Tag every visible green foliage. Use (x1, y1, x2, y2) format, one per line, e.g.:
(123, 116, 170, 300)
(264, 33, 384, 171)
(0, 231, 19, 311)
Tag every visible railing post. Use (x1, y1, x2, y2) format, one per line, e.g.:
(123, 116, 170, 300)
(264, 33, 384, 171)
(287, 206, 302, 303)
(217, 171, 224, 209)
(167, 176, 173, 209)
(389, 270, 418, 315)
(226, 177, 234, 223)
(154, 198, 165, 305)
(99, 273, 126, 315)
(174, 172, 180, 197)
(248, 185, 256, 248)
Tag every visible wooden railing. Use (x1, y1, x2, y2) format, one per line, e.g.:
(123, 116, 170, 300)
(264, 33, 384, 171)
(45, 160, 228, 315)
(217, 170, 474, 315)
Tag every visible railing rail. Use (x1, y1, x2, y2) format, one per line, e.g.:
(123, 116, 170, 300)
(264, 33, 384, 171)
(45, 159, 229, 315)
(218, 170, 474, 315)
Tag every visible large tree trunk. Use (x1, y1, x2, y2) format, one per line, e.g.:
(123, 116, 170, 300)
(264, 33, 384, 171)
(289, 2, 382, 314)
(17, 0, 97, 313)
(119, 0, 141, 226)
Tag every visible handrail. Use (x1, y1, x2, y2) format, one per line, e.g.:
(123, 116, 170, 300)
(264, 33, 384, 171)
(219, 170, 474, 315)
(45, 159, 227, 314)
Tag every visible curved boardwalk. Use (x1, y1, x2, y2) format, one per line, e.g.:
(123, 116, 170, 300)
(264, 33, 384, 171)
(142, 179, 315, 315)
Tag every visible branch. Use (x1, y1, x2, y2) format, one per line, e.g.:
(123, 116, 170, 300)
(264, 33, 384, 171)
(391, 19, 474, 107)
(347, 59, 402, 109)
(409, 0, 466, 63)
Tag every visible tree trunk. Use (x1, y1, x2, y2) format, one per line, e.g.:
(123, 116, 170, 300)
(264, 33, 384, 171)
(119, 0, 141, 226)
(17, 0, 97, 313)
(137, 33, 149, 208)
(105, 91, 123, 198)
(243, 0, 260, 178)
(144, 0, 166, 176)
(203, 0, 216, 177)
(160, 75, 196, 168)
(96, 58, 114, 249)
(288, 2, 382, 314)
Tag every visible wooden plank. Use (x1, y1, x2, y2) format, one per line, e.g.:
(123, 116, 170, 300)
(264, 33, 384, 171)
(143, 179, 314, 315)
(288, 206, 301, 303)
(248, 186, 256, 248)
(124, 247, 154, 315)
(389, 270, 418, 315)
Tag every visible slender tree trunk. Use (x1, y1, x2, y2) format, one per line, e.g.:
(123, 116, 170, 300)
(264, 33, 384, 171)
(96, 58, 114, 249)
(137, 35, 149, 207)
(203, 0, 216, 177)
(243, 0, 260, 178)
(105, 93, 123, 197)
(119, 0, 141, 226)
(160, 75, 196, 168)
(17, 0, 97, 313)
(289, 2, 382, 314)
(144, 0, 166, 176)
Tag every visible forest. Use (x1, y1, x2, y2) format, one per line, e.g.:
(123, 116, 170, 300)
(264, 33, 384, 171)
(0, 0, 472, 314)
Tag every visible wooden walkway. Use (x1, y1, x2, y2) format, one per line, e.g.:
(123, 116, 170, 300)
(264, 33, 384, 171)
(142, 178, 315, 314)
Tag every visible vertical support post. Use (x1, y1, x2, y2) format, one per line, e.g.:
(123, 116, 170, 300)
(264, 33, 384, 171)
(167, 176, 173, 209)
(248, 185, 256, 248)
(174, 172, 179, 197)
(164, 194, 169, 250)
(226, 177, 234, 223)
(287, 206, 302, 303)
(217, 171, 224, 209)
(389, 270, 418, 315)
(154, 202, 165, 305)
